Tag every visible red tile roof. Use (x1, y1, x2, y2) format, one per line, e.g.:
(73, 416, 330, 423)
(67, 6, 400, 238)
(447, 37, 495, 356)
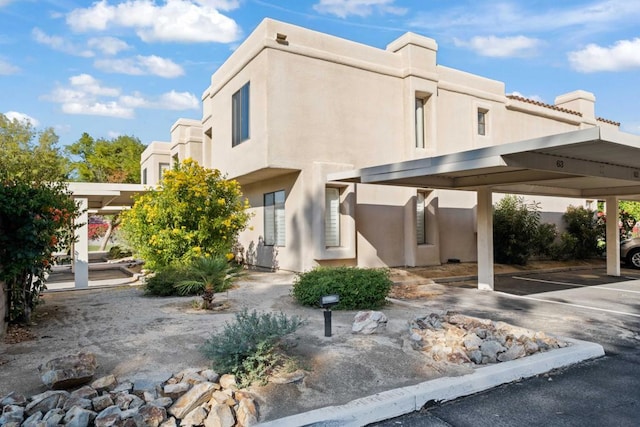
(506, 94, 582, 116)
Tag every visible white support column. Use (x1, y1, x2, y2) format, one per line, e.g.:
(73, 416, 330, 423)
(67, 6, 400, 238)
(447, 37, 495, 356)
(477, 188, 494, 290)
(74, 198, 89, 289)
(605, 196, 620, 277)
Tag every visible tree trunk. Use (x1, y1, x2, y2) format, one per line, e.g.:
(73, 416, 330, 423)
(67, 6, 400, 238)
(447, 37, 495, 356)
(99, 214, 120, 251)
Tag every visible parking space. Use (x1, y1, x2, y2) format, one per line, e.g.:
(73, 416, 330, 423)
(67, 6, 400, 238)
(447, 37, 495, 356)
(494, 267, 640, 319)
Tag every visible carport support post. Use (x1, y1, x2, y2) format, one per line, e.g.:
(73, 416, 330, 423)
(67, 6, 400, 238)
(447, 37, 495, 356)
(476, 188, 494, 290)
(74, 197, 89, 289)
(605, 196, 620, 277)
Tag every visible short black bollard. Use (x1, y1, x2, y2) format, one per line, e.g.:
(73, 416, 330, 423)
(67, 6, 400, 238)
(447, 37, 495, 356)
(320, 294, 340, 337)
(324, 308, 332, 337)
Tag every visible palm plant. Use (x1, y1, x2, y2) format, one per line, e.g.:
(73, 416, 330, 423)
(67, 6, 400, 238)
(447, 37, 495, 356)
(175, 256, 243, 309)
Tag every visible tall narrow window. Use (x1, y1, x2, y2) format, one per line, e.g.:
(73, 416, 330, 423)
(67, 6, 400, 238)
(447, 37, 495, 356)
(477, 109, 487, 136)
(416, 192, 426, 245)
(264, 190, 285, 246)
(159, 163, 170, 181)
(232, 82, 250, 146)
(325, 188, 340, 247)
(142, 168, 147, 185)
(415, 98, 425, 148)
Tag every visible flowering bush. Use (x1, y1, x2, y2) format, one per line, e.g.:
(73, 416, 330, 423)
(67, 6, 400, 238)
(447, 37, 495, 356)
(0, 179, 80, 323)
(120, 159, 251, 270)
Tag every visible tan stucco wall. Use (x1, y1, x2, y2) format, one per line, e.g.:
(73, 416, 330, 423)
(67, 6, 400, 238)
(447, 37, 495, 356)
(142, 18, 619, 272)
(140, 141, 171, 185)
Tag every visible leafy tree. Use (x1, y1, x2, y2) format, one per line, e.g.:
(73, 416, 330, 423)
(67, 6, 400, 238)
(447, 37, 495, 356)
(558, 205, 601, 259)
(493, 195, 541, 265)
(120, 159, 251, 270)
(0, 113, 69, 183)
(65, 133, 146, 250)
(65, 132, 145, 183)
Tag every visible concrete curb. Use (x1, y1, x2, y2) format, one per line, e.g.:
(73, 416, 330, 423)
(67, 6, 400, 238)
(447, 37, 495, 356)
(258, 337, 604, 427)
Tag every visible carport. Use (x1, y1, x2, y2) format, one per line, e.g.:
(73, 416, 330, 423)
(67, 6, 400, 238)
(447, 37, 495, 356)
(65, 182, 146, 289)
(329, 127, 640, 290)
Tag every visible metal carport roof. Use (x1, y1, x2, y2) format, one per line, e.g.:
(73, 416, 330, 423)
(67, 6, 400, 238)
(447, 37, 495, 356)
(328, 127, 640, 289)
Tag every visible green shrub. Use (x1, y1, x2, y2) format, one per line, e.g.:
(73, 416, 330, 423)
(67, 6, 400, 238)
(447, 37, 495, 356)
(144, 266, 192, 296)
(560, 205, 601, 259)
(107, 245, 132, 259)
(493, 195, 542, 265)
(533, 222, 559, 259)
(291, 266, 392, 310)
(200, 309, 303, 387)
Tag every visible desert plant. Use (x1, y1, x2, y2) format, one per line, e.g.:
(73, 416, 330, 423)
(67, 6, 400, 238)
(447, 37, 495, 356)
(532, 222, 559, 259)
(143, 266, 197, 296)
(493, 195, 541, 265)
(200, 309, 303, 387)
(291, 266, 392, 310)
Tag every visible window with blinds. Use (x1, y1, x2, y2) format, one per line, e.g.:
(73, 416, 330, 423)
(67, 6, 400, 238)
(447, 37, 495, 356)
(325, 187, 340, 247)
(264, 190, 285, 246)
(416, 192, 426, 245)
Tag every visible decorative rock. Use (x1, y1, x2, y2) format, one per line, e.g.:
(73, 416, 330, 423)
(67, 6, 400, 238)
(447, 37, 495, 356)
(352, 311, 388, 334)
(70, 385, 98, 400)
(133, 379, 157, 398)
(39, 352, 97, 390)
(168, 381, 217, 419)
(91, 375, 117, 393)
(480, 340, 506, 363)
(204, 403, 235, 427)
(498, 344, 526, 362)
(150, 397, 173, 408)
(463, 333, 483, 351)
(112, 382, 134, 394)
(64, 406, 96, 427)
(200, 369, 220, 383)
(163, 382, 190, 399)
(160, 416, 178, 427)
(92, 394, 114, 412)
(25, 390, 69, 416)
(135, 404, 167, 427)
(63, 396, 93, 411)
(21, 411, 43, 427)
(94, 405, 122, 427)
(209, 391, 230, 405)
(42, 407, 65, 425)
(0, 404, 25, 425)
(236, 398, 259, 426)
(181, 405, 208, 427)
(0, 392, 27, 406)
(218, 375, 237, 390)
(182, 371, 208, 385)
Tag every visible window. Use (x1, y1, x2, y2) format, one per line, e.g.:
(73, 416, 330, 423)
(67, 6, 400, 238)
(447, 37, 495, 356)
(172, 154, 179, 168)
(264, 190, 285, 246)
(477, 109, 487, 136)
(325, 188, 340, 247)
(232, 82, 250, 146)
(415, 98, 425, 148)
(142, 168, 147, 185)
(159, 163, 170, 180)
(416, 192, 426, 245)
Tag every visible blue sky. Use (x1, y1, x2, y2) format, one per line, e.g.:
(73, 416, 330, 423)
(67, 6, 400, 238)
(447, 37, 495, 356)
(1, 0, 639, 147)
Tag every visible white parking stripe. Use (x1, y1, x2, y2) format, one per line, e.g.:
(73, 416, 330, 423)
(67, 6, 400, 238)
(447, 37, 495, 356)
(511, 276, 640, 294)
(496, 291, 640, 318)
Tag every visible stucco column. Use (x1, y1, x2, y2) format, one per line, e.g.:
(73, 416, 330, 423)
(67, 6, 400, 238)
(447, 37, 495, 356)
(476, 188, 494, 290)
(74, 198, 89, 289)
(605, 197, 620, 276)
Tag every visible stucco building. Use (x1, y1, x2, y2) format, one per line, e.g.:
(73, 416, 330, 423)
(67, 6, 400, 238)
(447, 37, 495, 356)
(141, 18, 621, 272)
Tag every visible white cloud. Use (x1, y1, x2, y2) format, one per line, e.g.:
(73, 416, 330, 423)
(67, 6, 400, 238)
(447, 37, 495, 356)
(44, 73, 198, 119)
(313, 0, 406, 18)
(410, 0, 640, 37)
(87, 36, 131, 55)
(66, 0, 241, 43)
(568, 38, 640, 72)
(0, 58, 19, 74)
(0, 0, 14, 7)
(454, 35, 542, 58)
(4, 111, 40, 127)
(107, 130, 121, 138)
(94, 55, 184, 78)
(32, 28, 94, 57)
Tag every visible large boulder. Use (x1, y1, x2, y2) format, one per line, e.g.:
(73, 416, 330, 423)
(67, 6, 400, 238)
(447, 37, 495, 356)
(39, 352, 98, 390)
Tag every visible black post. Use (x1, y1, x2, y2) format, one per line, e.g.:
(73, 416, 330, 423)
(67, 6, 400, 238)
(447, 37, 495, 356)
(324, 309, 332, 337)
